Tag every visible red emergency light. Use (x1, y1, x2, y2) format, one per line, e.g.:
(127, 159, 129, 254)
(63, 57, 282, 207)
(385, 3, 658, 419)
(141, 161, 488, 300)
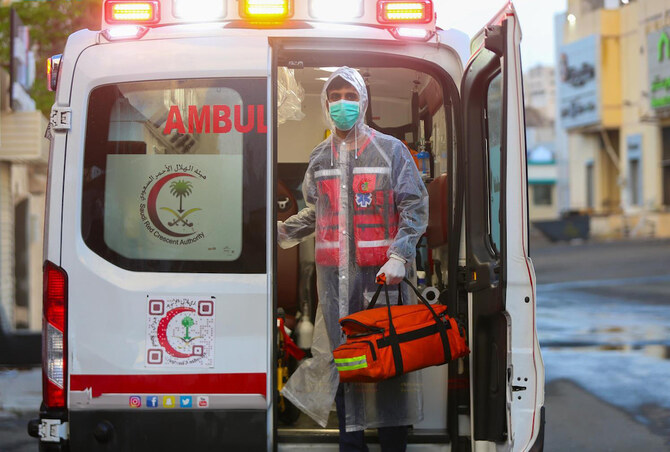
(377, 0, 433, 24)
(104, 1, 160, 24)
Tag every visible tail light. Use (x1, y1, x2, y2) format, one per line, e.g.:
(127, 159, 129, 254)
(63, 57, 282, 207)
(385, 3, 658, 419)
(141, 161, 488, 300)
(377, 1, 433, 24)
(43, 261, 68, 409)
(104, 1, 160, 24)
(240, 0, 290, 20)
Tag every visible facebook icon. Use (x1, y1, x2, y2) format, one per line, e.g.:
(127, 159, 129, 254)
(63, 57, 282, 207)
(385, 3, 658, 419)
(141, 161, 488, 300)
(147, 396, 159, 408)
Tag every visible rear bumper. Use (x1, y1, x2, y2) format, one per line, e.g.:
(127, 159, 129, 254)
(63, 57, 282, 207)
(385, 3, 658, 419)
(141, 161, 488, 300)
(31, 409, 267, 452)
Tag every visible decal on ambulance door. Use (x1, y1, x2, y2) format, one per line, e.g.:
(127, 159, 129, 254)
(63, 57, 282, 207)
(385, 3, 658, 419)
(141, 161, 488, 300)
(105, 155, 242, 260)
(145, 296, 216, 368)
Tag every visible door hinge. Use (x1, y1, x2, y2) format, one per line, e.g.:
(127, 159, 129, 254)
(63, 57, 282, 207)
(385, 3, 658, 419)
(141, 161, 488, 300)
(38, 419, 69, 442)
(50, 106, 72, 132)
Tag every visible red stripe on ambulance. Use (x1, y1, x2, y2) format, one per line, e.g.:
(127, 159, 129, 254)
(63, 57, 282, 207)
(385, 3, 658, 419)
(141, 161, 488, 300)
(70, 373, 266, 397)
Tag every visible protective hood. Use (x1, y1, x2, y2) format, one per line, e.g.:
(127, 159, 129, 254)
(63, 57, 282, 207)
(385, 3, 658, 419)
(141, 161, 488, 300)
(320, 66, 369, 136)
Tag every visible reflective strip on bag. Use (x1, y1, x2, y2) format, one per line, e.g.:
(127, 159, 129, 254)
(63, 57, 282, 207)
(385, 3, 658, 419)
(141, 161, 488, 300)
(335, 355, 368, 371)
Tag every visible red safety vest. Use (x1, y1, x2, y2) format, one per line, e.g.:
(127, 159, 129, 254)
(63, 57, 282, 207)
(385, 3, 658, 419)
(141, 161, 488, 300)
(314, 137, 399, 267)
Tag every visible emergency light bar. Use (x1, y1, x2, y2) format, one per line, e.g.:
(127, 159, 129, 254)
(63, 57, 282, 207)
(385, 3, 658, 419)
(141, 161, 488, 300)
(105, 1, 160, 24)
(100, 0, 436, 40)
(378, 1, 433, 24)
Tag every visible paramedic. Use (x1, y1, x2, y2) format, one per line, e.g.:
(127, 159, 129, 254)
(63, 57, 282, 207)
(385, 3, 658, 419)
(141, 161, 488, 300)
(278, 66, 428, 451)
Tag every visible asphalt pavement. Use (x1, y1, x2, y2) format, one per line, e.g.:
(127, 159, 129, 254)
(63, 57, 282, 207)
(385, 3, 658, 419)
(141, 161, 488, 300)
(2, 237, 670, 451)
(533, 237, 670, 451)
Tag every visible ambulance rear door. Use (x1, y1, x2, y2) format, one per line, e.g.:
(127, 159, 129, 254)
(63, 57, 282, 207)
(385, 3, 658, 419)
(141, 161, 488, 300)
(461, 4, 545, 451)
(272, 33, 467, 447)
(59, 33, 273, 450)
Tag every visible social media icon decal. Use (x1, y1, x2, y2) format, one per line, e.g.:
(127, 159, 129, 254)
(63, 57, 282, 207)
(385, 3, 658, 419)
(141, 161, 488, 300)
(163, 395, 175, 408)
(180, 396, 192, 408)
(147, 396, 159, 408)
(129, 396, 142, 408)
(197, 395, 209, 408)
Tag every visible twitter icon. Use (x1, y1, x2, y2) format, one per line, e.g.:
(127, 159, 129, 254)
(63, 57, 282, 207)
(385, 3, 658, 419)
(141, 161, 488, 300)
(180, 396, 192, 408)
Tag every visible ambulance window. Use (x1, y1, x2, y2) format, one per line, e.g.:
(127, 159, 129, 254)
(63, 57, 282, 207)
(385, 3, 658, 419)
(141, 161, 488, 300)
(486, 73, 503, 254)
(81, 78, 267, 273)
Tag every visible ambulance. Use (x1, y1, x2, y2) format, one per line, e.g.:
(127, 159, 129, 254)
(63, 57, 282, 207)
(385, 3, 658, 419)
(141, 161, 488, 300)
(28, 0, 545, 450)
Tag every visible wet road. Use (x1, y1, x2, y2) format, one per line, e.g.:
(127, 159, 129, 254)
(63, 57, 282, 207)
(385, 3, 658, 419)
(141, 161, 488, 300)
(533, 238, 670, 451)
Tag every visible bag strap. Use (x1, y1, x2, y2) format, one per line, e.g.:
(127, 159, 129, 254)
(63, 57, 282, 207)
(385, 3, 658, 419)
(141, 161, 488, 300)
(403, 277, 451, 363)
(382, 284, 404, 376)
(367, 283, 403, 310)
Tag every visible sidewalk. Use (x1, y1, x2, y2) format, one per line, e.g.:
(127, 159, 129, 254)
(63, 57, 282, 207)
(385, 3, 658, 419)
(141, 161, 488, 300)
(0, 368, 40, 452)
(0, 367, 41, 414)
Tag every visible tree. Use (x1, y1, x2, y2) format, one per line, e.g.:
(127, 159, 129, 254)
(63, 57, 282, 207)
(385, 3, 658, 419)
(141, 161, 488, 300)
(0, 0, 101, 115)
(169, 180, 193, 213)
(181, 316, 194, 341)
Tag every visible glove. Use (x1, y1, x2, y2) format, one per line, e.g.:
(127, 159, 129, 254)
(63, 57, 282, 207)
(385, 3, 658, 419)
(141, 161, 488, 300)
(376, 255, 406, 285)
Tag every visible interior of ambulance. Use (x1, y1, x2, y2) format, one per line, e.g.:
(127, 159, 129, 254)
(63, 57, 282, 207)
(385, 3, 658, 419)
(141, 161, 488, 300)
(273, 54, 462, 441)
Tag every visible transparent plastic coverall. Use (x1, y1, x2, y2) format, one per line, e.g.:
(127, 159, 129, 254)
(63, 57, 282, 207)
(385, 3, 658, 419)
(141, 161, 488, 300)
(279, 67, 428, 431)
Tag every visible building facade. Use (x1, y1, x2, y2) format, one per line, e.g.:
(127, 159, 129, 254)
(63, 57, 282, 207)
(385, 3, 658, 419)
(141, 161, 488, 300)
(556, 0, 670, 238)
(0, 69, 48, 333)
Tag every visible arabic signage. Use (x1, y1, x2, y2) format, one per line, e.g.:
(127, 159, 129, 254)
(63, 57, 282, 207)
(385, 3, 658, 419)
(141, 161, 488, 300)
(558, 35, 600, 129)
(648, 28, 670, 110)
(104, 154, 242, 261)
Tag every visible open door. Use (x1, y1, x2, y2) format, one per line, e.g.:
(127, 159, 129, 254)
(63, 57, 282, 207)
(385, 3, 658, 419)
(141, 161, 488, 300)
(462, 4, 545, 451)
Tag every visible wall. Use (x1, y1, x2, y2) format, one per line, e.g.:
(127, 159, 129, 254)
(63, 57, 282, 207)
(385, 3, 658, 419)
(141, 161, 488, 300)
(619, 0, 666, 212)
(568, 132, 599, 209)
(0, 163, 14, 331)
(600, 10, 622, 128)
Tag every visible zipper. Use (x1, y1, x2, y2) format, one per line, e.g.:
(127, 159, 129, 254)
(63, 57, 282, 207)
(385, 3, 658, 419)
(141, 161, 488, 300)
(340, 318, 384, 335)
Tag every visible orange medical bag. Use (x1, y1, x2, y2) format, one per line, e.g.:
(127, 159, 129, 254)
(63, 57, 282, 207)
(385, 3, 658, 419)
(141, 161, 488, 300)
(333, 278, 469, 383)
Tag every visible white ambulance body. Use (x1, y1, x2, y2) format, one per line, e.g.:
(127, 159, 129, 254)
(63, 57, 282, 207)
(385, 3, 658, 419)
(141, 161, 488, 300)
(30, 1, 544, 450)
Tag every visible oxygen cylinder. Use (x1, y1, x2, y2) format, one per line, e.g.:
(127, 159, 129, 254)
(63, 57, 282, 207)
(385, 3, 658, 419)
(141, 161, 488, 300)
(296, 314, 314, 350)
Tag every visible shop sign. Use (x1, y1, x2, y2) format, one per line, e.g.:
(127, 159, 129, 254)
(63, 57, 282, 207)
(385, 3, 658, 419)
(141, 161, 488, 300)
(648, 28, 670, 110)
(558, 35, 600, 129)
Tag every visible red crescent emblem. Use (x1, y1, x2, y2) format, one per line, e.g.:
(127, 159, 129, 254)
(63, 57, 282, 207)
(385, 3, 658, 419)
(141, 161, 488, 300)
(156, 307, 196, 358)
(147, 172, 195, 238)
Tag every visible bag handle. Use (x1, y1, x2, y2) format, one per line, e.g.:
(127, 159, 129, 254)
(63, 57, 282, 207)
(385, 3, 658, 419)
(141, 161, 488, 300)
(367, 277, 402, 310)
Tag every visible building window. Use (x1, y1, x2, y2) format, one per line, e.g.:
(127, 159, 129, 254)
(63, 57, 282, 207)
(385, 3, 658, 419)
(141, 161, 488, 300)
(586, 161, 595, 209)
(533, 184, 553, 206)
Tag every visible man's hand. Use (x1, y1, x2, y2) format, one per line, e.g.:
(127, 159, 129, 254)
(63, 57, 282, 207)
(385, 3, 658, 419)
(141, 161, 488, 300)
(376, 255, 406, 285)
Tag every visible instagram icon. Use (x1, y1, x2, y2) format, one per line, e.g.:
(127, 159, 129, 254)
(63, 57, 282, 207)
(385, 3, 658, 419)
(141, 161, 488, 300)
(129, 396, 142, 408)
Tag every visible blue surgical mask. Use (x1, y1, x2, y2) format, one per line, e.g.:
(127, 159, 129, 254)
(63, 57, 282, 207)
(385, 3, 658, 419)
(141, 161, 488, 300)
(329, 100, 360, 131)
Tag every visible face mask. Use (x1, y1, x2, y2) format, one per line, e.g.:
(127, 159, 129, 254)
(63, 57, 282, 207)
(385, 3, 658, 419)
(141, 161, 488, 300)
(329, 99, 360, 131)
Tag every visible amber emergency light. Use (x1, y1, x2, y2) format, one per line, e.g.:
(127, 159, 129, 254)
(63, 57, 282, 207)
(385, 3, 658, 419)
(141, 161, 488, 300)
(240, 0, 290, 20)
(377, 0, 433, 24)
(105, 1, 160, 24)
